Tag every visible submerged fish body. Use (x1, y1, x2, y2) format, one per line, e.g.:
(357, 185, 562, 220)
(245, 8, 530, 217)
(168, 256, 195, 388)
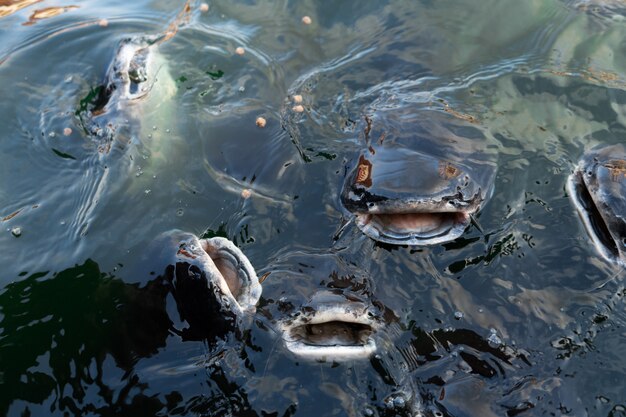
(79, 35, 177, 155)
(258, 251, 396, 362)
(568, 144, 626, 265)
(154, 230, 262, 341)
(341, 108, 497, 246)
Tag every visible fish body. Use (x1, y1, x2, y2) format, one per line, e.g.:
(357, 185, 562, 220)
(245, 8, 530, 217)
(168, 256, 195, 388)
(567, 144, 626, 264)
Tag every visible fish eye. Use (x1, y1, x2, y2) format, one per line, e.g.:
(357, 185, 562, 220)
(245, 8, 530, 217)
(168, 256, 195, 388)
(622, 238, 626, 247)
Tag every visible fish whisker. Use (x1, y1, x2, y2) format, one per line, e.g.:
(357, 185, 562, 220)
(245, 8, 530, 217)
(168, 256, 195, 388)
(258, 271, 271, 284)
(261, 331, 282, 380)
(332, 215, 354, 242)
(469, 213, 485, 235)
(590, 264, 625, 291)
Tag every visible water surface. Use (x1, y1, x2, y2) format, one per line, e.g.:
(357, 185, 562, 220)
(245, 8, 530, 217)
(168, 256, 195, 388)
(1, 0, 625, 415)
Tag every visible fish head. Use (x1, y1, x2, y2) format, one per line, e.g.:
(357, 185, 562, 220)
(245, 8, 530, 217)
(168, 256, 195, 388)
(341, 109, 496, 245)
(258, 251, 396, 362)
(154, 230, 261, 342)
(78, 35, 176, 152)
(568, 144, 626, 264)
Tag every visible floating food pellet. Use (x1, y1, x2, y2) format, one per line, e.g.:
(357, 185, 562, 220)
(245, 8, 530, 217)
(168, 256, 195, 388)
(200, 3, 209, 12)
(241, 189, 252, 199)
(292, 105, 304, 113)
(11, 227, 21, 237)
(293, 94, 303, 103)
(63, 127, 72, 136)
(98, 18, 108, 27)
(256, 116, 267, 128)
(235, 47, 245, 55)
(302, 16, 312, 25)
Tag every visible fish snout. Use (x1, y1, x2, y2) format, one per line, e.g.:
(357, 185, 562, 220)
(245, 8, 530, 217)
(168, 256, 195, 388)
(278, 291, 383, 361)
(166, 232, 261, 340)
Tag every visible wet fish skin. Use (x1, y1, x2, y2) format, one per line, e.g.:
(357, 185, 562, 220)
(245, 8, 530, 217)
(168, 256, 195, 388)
(78, 35, 176, 153)
(340, 108, 497, 246)
(154, 230, 261, 342)
(257, 250, 398, 361)
(568, 144, 626, 265)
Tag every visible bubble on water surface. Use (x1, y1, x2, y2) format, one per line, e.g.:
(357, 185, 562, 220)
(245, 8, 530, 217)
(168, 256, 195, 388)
(11, 227, 21, 237)
(454, 311, 464, 320)
(176, 208, 184, 216)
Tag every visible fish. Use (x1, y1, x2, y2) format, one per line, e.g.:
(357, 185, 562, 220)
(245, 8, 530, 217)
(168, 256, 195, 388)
(340, 108, 497, 246)
(257, 251, 396, 361)
(278, 290, 381, 360)
(68, 34, 180, 238)
(77, 34, 177, 155)
(567, 144, 626, 265)
(156, 230, 262, 341)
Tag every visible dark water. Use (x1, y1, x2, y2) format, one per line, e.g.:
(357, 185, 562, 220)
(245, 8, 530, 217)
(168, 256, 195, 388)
(1, 0, 626, 415)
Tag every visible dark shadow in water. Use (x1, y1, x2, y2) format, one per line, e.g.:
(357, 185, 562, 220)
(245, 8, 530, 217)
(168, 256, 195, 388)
(0, 260, 176, 415)
(364, 320, 536, 416)
(0, 257, 260, 416)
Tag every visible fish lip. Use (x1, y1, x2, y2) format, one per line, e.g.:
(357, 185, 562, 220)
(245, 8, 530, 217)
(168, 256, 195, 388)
(342, 183, 484, 245)
(352, 206, 474, 246)
(279, 301, 381, 361)
(195, 236, 262, 315)
(567, 168, 620, 263)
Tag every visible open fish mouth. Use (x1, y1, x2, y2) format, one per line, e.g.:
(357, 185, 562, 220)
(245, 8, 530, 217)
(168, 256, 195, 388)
(340, 150, 492, 246)
(177, 235, 262, 315)
(279, 294, 380, 361)
(354, 205, 473, 246)
(567, 152, 626, 264)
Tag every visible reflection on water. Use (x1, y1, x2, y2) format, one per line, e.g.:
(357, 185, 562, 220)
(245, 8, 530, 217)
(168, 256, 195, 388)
(0, 0, 41, 18)
(1, 0, 626, 415)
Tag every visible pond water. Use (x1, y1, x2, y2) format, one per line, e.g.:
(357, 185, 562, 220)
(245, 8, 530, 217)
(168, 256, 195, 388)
(1, 0, 626, 415)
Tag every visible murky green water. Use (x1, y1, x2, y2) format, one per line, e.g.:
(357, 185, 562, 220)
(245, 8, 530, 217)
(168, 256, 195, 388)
(1, 0, 626, 415)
